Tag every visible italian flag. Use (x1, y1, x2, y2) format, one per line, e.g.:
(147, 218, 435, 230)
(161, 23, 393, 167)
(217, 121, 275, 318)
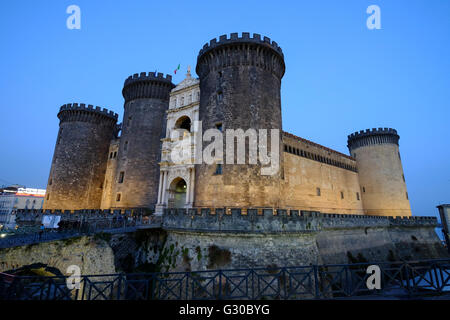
(174, 64, 180, 74)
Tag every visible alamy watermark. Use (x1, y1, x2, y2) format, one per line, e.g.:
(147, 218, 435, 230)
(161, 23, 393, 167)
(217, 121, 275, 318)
(66, 5, 81, 30)
(366, 264, 381, 290)
(169, 121, 280, 176)
(66, 264, 81, 290)
(366, 5, 381, 30)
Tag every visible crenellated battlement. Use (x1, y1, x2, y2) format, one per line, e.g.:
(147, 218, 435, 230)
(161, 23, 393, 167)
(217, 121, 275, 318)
(198, 32, 284, 58)
(347, 127, 400, 151)
(162, 208, 437, 233)
(196, 32, 286, 79)
(58, 103, 118, 123)
(122, 72, 175, 103)
(16, 208, 436, 233)
(124, 72, 173, 87)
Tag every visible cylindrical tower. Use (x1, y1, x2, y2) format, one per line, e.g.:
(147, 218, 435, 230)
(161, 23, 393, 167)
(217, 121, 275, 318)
(44, 103, 118, 210)
(194, 32, 285, 208)
(111, 72, 174, 209)
(347, 128, 412, 217)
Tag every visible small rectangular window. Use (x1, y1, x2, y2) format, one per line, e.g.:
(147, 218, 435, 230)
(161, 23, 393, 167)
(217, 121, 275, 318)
(362, 187, 365, 193)
(110, 152, 113, 159)
(317, 188, 321, 196)
(341, 191, 344, 199)
(406, 192, 408, 200)
(402, 174, 405, 182)
(215, 164, 223, 175)
(217, 91, 223, 102)
(356, 192, 360, 201)
(116, 193, 121, 202)
(113, 151, 117, 158)
(46, 193, 50, 200)
(118, 171, 124, 183)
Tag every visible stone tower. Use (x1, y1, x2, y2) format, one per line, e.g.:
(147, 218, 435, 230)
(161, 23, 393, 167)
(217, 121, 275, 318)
(110, 72, 174, 210)
(347, 128, 412, 217)
(194, 32, 285, 208)
(44, 103, 118, 210)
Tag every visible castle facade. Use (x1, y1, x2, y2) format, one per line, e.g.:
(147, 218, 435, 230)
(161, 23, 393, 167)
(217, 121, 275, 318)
(43, 33, 411, 217)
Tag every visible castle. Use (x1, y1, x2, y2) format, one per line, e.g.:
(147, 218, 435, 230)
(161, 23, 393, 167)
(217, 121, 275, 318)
(43, 32, 412, 218)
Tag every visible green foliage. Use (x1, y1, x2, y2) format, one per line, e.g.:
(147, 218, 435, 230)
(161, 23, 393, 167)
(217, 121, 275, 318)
(195, 246, 202, 262)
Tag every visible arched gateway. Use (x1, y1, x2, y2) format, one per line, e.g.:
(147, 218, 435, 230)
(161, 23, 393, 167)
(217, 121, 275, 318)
(168, 178, 187, 209)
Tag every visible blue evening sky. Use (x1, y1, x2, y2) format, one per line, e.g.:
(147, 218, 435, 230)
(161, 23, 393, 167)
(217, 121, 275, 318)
(0, 1, 449, 218)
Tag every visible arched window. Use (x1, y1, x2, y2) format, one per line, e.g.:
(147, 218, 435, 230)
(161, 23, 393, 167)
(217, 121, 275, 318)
(174, 116, 192, 132)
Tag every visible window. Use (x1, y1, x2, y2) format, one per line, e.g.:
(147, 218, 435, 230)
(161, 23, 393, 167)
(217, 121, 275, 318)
(406, 192, 409, 200)
(175, 116, 191, 131)
(215, 123, 223, 132)
(181, 97, 185, 106)
(49, 179, 52, 186)
(316, 188, 321, 196)
(215, 164, 223, 175)
(188, 94, 192, 104)
(398, 152, 401, 160)
(116, 193, 121, 202)
(402, 174, 405, 182)
(46, 193, 50, 200)
(113, 151, 117, 158)
(218, 71, 223, 79)
(362, 187, 365, 193)
(118, 171, 125, 183)
(110, 152, 113, 159)
(196, 91, 200, 101)
(356, 192, 360, 201)
(217, 91, 223, 102)
(341, 191, 344, 199)
(127, 116, 132, 127)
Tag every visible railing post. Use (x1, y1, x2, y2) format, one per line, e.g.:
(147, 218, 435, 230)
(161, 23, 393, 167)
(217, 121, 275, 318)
(404, 262, 412, 298)
(218, 270, 222, 300)
(313, 265, 320, 299)
(117, 274, 123, 300)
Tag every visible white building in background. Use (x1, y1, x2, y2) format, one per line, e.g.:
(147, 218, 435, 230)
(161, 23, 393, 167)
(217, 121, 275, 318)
(0, 187, 46, 229)
(155, 67, 199, 214)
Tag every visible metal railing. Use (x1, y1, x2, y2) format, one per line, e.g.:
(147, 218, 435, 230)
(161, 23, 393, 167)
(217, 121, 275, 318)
(1, 259, 449, 300)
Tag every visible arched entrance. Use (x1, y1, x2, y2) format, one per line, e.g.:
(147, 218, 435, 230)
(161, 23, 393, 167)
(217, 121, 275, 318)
(168, 177, 187, 208)
(174, 116, 191, 132)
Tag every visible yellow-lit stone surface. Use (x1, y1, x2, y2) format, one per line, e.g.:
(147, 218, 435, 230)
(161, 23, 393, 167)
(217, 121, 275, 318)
(352, 143, 411, 216)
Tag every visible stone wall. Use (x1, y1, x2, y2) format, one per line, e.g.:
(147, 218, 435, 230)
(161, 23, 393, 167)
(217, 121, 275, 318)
(348, 128, 412, 216)
(44, 104, 118, 210)
(0, 236, 116, 275)
(101, 139, 120, 209)
(194, 33, 285, 209)
(110, 73, 174, 210)
(281, 151, 364, 214)
(3, 213, 447, 276)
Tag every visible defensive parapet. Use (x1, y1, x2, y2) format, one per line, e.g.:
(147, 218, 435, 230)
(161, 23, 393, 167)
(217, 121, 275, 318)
(194, 33, 285, 208)
(162, 208, 437, 233)
(196, 32, 285, 79)
(347, 128, 411, 217)
(44, 103, 118, 210)
(57, 103, 119, 123)
(347, 128, 399, 151)
(122, 72, 174, 103)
